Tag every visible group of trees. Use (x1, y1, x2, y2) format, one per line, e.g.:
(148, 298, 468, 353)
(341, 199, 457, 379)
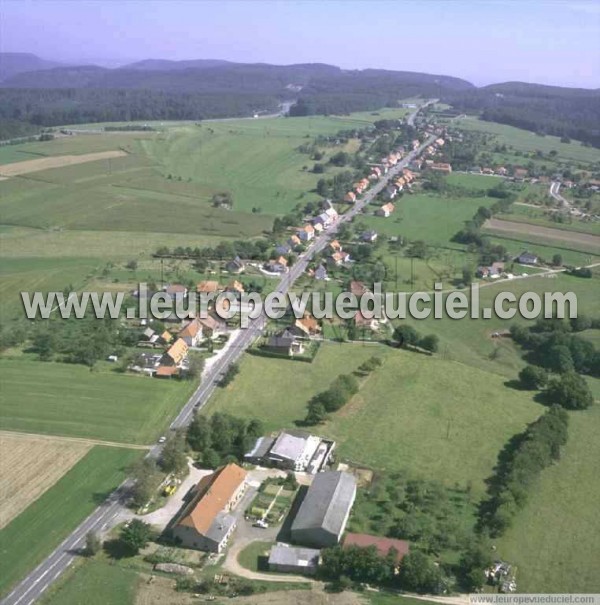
(0, 88, 280, 130)
(305, 373, 360, 425)
(511, 317, 599, 396)
(511, 318, 597, 411)
(186, 412, 263, 468)
(155, 237, 271, 261)
(320, 544, 450, 594)
(344, 471, 488, 592)
(29, 315, 140, 367)
(394, 325, 439, 353)
(479, 405, 569, 536)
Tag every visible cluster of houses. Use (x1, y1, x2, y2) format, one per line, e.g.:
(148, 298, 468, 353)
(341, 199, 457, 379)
(476, 251, 539, 279)
(475, 166, 529, 180)
(264, 314, 322, 357)
(342, 147, 412, 204)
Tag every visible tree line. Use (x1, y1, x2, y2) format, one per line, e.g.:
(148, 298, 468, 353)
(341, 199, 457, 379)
(478, 405, 569, 536)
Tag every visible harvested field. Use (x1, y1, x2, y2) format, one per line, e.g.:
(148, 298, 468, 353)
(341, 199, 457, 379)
(0, 150, 128, 177)
(485, 218, 600, 252)
(0, 431, 90, 529)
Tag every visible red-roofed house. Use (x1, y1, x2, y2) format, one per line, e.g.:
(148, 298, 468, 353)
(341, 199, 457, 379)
(343, 533, 410, 564)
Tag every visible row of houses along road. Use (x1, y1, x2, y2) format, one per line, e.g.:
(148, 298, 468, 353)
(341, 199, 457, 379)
(0, 104, 437, 605)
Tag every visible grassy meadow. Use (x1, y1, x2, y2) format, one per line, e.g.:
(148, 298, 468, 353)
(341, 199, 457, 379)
(0, 446, 140, 597)
(0, 359, 194, 444)
(40, 560, 138, 605)
(495, 405, 600, 592)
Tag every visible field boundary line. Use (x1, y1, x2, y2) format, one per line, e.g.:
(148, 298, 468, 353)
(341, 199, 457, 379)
(0, 430, 152, 451)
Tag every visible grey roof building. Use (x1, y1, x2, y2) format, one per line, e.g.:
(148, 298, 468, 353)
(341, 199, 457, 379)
(291, 471, 357, 548)
(268, 543, 320, 575)
(244, 436, 276, 464)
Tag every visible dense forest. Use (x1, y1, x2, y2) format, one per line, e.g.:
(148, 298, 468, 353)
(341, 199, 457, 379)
(0, 56, 598, 145)
(444, 82, 600, 147)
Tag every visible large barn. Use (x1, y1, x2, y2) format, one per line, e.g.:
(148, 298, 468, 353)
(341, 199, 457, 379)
(290, 471, 356, 548)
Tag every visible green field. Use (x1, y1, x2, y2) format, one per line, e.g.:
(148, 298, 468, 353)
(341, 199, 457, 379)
(362, 193, 496, 245)
(0, 446, 140, 597)
(322, 351, 542, 490)
(0, 256, 101, 322)
(0, 359, 193, 443)
(495, 405, 600, 592)
(207, 344, 542, 492)
(456, 117, 600, 165)
(41, 560, 138, 605)
(204, 343, 378, 433)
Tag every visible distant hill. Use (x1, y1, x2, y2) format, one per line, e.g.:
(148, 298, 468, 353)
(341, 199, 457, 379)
(1, 53, 598, 146)
(123, 58, 236, 71)
(0, 52, 65, 82)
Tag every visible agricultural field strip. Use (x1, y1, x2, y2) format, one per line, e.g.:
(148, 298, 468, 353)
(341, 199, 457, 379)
(0, 430, 152, 450)
(0, 433, 90, 529)
(0, 151, 128, 177)
(484, 218, 600, 252)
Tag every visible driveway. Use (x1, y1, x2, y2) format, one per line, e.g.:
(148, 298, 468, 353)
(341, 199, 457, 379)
(137, 461, 212, 530)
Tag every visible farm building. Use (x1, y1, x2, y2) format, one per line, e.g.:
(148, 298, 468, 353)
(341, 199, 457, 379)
(517, 251, 538, 265)
(291, 471, 357, 548)
(244, 430, 335, 474)
(225, 256, 245, 274)
(268, 543, 320, 575)
(172, 463, 247, 553)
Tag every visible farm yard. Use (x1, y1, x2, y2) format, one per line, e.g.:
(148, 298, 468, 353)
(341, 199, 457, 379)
(0, 446, 140, 597)
(0, 359, 194, 444)
(0, 432, 91, 529)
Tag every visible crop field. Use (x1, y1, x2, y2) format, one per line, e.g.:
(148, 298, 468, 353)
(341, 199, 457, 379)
(485, 233, 600, 267)
(496, 405, 600, 592)
(0, 150, 128, 177)
(456, 117, 600, 165)
(485, 218, 600, 253)
(0, 359, 194, 444)
(0, 431, 91, 529)
(499, 203, 600, 236)
(0, 446, 140, 597)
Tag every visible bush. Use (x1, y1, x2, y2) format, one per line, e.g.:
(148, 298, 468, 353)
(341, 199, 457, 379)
(545, 372, 594, 410)
(518, 365, 548, 390)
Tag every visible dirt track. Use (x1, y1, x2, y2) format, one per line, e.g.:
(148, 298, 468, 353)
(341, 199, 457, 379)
(485, 218, 600, 251)
(0, 150, 127, 177)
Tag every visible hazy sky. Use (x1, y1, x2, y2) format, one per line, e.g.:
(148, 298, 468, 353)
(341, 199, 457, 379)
(2, 0, 599, 87)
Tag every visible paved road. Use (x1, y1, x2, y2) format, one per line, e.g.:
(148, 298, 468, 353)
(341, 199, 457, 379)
(0, 107, 435, 605)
